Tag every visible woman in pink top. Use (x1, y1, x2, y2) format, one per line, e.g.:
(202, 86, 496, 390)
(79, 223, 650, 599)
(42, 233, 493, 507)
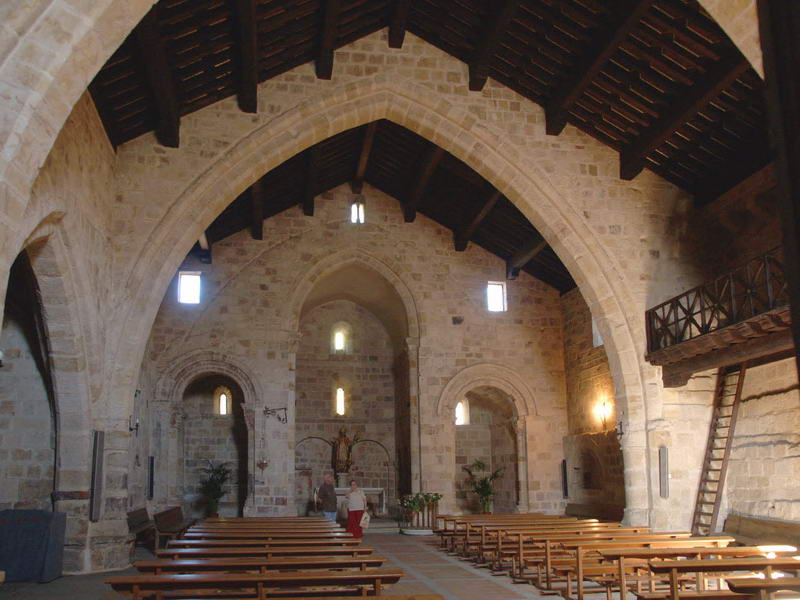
(345, 480, 367, 538)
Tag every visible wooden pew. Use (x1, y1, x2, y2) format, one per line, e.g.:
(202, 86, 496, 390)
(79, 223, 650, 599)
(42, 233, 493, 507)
(728, 577, 800, 600)
(127, 508, 155, 552)
(641, 558, 800, 600)
(154, 507, 195, 549)
(136, 554, 386, 574)
(167, 538, 361, 549)
(441, 515, 584, 550)
(157, 545, 374, 560)
(182, 530, 354, 540)
(600, 546, 799, 600)
(105, 568, 404, 599)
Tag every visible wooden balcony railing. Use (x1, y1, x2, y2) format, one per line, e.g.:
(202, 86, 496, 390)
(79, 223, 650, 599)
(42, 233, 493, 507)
(646, 247, 789, 355)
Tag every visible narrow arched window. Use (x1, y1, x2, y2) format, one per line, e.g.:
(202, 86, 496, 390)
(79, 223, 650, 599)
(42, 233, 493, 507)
(455, 400, 469, 425)
(214, 386, 232, 415)
(335, 387, 346, 416)
(331, 322, 352, 354)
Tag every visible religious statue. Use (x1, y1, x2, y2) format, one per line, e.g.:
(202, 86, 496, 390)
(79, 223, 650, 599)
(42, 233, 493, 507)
(331, 427, 358, 475)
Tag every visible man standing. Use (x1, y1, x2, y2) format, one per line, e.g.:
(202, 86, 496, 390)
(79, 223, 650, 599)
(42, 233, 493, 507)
(318, 472, 338, 522)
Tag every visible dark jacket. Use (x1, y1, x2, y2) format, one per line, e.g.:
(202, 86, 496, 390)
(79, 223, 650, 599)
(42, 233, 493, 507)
(318, 482, 337, 512)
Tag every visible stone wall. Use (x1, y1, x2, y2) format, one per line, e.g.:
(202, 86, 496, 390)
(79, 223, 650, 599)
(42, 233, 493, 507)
(140, 184, 567, 515)
(722, 357, 800, 523)
(295, 299, 397, 515)
(0, 315, 55, 510)
(182, 375, 248, 518)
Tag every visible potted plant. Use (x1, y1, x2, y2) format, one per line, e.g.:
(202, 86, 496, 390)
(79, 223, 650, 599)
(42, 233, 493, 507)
(462, 459, 503, 514)
(198, 460, 231, 517)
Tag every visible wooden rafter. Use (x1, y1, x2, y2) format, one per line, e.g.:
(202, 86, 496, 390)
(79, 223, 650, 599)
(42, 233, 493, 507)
(403, 146, 445, 222)
(350, 122, 377, 194)
(133, 7, 180, 147)
(507, 235, 547, 279)
(197, 231, 212, 263)
(620, 54, 750, 180)
(469, 0, 520, 92)
(454, 189, 501, 251)
(389, 0, 411, 49)
(250, 179, 264, 240)
(757, 0, 800, 376)
(316, 0, 342, 79)
(545, 0, 655, 136)
(302, 147, 319, 216)
(233, 0, 258, 113)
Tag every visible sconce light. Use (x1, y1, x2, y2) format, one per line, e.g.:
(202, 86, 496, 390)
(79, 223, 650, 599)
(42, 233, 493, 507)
(615, 418, 625, 439)
(350, 195, 365, 224)
(256, 458, 270, 471)
(129, 416, 140, 436)
(264, 406, 288, 424)
(0, 349, 4, 367)
(594, 399, 613, 429)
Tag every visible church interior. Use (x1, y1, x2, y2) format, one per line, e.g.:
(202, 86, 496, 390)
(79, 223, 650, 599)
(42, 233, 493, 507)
(1, 0, 799, 598)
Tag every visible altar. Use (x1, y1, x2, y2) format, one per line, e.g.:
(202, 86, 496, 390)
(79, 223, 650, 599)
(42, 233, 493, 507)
(335, 487, 386, 516)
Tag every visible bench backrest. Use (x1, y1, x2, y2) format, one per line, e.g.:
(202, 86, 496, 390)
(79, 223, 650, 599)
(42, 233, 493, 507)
(127, 508, 151, 530)
(154, 506, 184, 529)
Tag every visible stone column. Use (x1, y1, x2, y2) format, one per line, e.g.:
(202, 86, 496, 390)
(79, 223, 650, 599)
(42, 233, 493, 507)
(405, 337, 421, 492)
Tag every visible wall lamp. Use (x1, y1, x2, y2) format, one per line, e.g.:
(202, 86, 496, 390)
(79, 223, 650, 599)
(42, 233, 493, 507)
(129, 416, 140, 436)
(264, 406, 288, 424)
(615, 418, 624, 439)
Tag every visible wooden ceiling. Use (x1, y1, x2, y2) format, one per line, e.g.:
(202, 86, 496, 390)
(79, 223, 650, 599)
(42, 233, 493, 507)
(202, 119, 576, 292)
(88, 0, 771, 293)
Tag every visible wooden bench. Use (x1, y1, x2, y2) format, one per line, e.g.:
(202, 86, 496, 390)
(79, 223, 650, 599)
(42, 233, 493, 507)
(127, 508, 155, 552)
(728, 576, 800, 600)
(181, 530, 354, 540)
(167, 537, 361, 549)
(105, 568, 404, 599)
(156, 545, 374, 560)
(724, 513, 800, 548)
(565, 502, 625, 522)
(154, 507, 195, 549)
(136, 554, 386, 574)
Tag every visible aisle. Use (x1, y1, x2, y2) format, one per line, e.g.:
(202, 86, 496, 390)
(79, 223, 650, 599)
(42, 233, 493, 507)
(367, 532, 544, 600)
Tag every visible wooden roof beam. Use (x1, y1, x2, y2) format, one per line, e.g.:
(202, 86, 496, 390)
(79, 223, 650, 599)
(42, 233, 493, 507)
(454, 189, 501, 251)
(197, 231, 212, 263)
(316, 0, 342, 79)
(545, 0, 655, 136)
(250, 179, 264, 240)
(133, 7, 180, 147)
(302, 147, 320, 216)
(620, 54, 750, 180)
(233, 0, 258, 113)
(350, 122, 377, 194)
(403, 146, 445, 222)
(469, 0, 520, 92)
(507, 235, 547, 279)
(389, 0, 411, 49)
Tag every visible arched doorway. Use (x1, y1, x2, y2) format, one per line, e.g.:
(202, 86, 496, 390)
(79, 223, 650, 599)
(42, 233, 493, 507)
(454, 386, 520, 514)
(180, 374, 248, 517)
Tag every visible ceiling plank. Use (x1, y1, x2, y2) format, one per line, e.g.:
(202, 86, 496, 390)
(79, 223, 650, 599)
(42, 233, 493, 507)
(250, 179, 264, 240)
(507, 235, 547, 279)
(197, 231, 212, 263)
(316, 0, 342, 79)
(469, 0, 521, 92)
(454, 189, 501, 251)
(350, 122, 378, 194)
(233, 0, 258, 113)
(302, 147, 319, 216)
(620, 54, 750, 180)
(389, 0, 411, 49)
(545, 0, 655, 136)
(133, 7, 180, 147)
(403, 146, 445, 222)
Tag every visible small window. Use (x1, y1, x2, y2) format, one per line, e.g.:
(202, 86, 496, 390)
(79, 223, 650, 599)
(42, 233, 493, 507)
(335, 387, 346, 416)
(331, 322, 352, 354)
(178, 271, 201, 304)
(214, 386, 232, 415)
(486, 281, 507, 312)
(454, 400, 470, 425)
(350, 197, 365, 224)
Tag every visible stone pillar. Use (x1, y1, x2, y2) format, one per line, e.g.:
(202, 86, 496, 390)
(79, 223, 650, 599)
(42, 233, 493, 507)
(405, 337, 421, 492)
(515, 416, 530, 511)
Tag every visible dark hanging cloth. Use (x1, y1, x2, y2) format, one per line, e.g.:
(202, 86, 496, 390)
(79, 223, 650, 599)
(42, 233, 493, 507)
(0, 510, 66, 582)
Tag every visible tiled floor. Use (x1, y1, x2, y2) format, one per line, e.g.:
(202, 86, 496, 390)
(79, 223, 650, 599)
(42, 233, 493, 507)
(0, 532, 547, 599)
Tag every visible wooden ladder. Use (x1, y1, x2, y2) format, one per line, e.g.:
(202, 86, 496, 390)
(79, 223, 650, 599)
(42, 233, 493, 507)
(691, 363, 747, 535)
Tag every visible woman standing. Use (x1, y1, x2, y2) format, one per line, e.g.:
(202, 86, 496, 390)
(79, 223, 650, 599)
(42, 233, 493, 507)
(345, 479, 367, 538)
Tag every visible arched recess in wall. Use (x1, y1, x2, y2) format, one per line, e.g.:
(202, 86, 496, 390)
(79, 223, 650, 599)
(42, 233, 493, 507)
(290, 250, 419, 508)
(437, 363, 535, 513)
(154, 350, 260, 515)
(1, 217, 95, 572)
(104, 75, 652, 521)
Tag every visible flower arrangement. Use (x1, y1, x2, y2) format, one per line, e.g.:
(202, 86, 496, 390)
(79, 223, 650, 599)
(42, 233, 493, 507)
(399, 492, 443, 529)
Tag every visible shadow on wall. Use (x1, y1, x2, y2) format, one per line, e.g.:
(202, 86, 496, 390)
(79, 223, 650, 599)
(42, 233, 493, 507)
(181, 374, 248, 518)
(562, 431, 625, 514)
